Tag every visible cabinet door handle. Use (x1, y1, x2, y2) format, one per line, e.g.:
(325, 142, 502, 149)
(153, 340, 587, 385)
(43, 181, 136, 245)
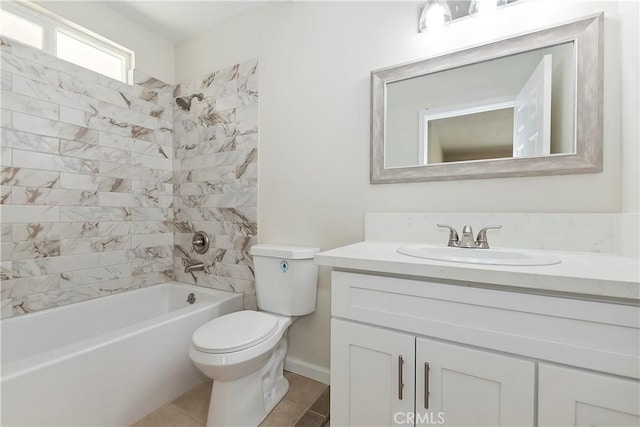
(424, 362, 430, 409)
(398, 355, 404, 400)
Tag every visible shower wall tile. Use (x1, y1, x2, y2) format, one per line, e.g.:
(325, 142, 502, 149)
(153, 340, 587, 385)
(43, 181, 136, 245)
(2, 70, 13, 90)
(1, 224, 12, 242)
(0, 111, 11, 133)
(1, 53, 60, 85)
(1, 128, 59, 154)
(59, 235, 131, 255)
(99, 133, 171, 158)
(12, 113, 99, 143)
(12, 253, 102, 278)
(100, 250, 135, 267)
(1, 274, 61, 300)
(97, 74, 158, 102)
(1, 206, 60, 223)
(0, 90, 59, 120)
(173, 59, 259, 309)
(12, 222, 99, 242)
(58, 173, 126, 192)
(2, 38, 259, 316)
(2, 167, 60, 188)
(1, 37, 174, 318)
(59, 140, 100, 160)
(11, 187, 98, 206)
(12, 150, 98, 174)
(1, 185, 12, 204)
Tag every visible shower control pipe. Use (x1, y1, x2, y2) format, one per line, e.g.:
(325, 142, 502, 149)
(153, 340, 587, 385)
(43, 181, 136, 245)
(185, 263, 205, 273)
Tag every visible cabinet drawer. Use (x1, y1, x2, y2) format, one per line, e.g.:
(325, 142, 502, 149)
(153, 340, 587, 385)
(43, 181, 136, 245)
(331, 271, 639, 378)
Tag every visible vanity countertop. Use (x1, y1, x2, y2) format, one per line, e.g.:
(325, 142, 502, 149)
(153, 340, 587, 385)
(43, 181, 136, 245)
(315, 241, 640, 301)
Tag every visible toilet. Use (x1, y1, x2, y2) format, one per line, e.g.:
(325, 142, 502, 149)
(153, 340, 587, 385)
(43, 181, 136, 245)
(189, 244, 320, 427)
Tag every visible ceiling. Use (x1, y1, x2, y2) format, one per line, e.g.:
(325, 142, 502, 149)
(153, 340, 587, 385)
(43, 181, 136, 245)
(101, 1, 271, 42)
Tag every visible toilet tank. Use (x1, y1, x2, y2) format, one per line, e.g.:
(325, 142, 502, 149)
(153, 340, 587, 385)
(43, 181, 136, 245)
(250, 244, 320, 316)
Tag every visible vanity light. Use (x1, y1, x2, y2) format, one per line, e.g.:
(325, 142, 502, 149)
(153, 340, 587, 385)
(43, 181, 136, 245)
(418, 0, 452, 33)
(419, 0, 515, 32)
(469, 0, 508, 16)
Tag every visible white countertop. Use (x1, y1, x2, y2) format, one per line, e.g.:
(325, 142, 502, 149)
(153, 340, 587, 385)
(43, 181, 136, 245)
(315, 241, 640, 301)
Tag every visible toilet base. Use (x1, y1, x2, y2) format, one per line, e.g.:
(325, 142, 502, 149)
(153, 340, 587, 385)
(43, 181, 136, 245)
(206, 337, 289, 427)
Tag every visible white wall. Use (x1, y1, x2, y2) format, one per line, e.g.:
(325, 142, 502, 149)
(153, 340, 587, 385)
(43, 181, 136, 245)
(33, 1, 175, 84)
(175, 0, 636, 378)
(619, 0, 640, 213)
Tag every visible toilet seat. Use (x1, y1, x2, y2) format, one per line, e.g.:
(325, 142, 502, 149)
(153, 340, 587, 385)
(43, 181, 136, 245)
(193, 311, 279, 354)
(190, 315, 292, 382)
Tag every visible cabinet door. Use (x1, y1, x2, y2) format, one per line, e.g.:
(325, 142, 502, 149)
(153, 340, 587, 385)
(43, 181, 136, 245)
(415, 337, 535, 427)
(538, 363, 640, 426)
(331, 319, 415, 426)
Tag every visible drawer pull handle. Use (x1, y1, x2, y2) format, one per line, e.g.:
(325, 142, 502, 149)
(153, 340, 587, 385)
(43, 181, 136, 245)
(398, 355, 404, 400)
(424, 362, 430, 409)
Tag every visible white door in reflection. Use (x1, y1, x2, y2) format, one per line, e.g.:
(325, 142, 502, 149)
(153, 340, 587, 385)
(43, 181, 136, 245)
(513, 54, 552, 158)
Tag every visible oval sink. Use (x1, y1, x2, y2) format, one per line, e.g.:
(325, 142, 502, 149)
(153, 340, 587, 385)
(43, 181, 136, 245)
(397, 245, 561, 266)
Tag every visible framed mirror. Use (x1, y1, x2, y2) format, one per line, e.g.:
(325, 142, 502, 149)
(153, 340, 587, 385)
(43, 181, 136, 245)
(371, 13, 603, 183)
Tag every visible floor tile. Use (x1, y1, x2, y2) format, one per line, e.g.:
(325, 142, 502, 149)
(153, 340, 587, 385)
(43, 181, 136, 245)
(131, 403, 204, 427)
(309, 388, 330, 417)
(294, 410, 326, 427)
(259, 400, 307, 427)
(171, 380, 212, 423)
(283, 371, 328, 409)
(133, 372, 329, 427)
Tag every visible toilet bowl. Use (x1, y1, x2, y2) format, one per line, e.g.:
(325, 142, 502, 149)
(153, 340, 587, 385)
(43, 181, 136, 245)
(189, 311, 292, 426)
(189, 244, 320, 427)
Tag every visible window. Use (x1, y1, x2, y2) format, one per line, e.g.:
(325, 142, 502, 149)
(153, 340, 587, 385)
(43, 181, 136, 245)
(56, 31, 126, 82)
(0, 1, 134, 83)
(0, 9, 43, 49)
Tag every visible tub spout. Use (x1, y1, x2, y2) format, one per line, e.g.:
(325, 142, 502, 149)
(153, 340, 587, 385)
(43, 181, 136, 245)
(185, 263, 205, 273)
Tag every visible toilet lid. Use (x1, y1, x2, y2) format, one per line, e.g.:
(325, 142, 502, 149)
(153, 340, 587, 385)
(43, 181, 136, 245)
(192, 311, 279, 354)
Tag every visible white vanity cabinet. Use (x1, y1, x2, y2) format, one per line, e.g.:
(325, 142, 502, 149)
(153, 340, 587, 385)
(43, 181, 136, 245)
(538, 364, 640, 426)
(332, 320, 535, 427)
(329, 270, 640, 427)
(331, 319, 415, 426)
(414, 338, 535, 427)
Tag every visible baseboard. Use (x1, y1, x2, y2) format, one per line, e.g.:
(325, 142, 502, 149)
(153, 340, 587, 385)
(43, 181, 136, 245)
(284, 356, 330, 385)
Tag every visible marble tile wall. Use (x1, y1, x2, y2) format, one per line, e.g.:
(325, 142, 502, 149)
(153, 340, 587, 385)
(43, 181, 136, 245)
(0, 37, 175, 318)
(172, 59, 259, 309)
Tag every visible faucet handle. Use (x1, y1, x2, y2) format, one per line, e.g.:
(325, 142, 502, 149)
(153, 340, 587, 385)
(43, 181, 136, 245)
(437, 224, 460, 247)
(476, 225, 502, 249)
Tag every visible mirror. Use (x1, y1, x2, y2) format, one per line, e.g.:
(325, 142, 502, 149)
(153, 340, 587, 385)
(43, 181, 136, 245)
(386, 43, 575, 167)
(371, 14, 603, 183)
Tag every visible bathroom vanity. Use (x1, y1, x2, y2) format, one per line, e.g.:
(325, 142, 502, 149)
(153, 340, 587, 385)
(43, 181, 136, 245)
(315, 241, 640, 426)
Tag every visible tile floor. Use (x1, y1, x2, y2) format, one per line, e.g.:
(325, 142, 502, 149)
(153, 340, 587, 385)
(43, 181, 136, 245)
(132, 371, 330, 427)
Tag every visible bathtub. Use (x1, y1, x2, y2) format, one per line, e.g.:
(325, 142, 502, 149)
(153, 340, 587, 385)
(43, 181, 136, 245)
(1, 281, 243, 426)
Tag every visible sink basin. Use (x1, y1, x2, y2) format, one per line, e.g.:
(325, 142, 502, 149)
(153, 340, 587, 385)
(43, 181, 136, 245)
(397, 245, 561, 266)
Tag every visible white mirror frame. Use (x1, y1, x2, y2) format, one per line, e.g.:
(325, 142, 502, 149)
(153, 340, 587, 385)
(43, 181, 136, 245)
(371, 13, 603, 184)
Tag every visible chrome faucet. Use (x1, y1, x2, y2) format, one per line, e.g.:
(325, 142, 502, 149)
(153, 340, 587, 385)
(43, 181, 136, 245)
(184, 262, 205, 273)
(437, 224, 502, 249)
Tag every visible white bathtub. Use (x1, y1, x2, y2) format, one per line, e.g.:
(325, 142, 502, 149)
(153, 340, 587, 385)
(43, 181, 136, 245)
(1, 281, 243, 426)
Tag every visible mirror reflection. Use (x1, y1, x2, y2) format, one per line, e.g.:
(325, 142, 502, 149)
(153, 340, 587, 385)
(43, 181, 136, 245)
(384, 42, 575, 168)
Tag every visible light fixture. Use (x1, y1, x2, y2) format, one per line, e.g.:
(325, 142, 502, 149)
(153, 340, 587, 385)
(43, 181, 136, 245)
(419, 0, 517, 32)
(469, 0, 508, 16)
(418, 0, 452, 33)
